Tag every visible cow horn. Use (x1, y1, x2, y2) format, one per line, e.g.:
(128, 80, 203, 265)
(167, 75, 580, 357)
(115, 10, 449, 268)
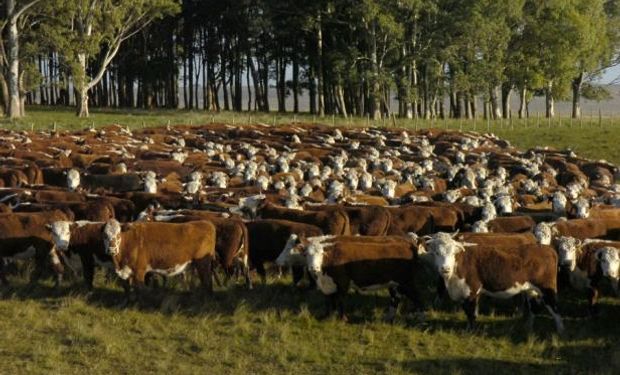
(451, 230, 460, 238)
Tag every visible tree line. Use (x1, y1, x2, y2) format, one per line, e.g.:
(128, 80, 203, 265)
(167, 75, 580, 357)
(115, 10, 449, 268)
(2, 0, 619, 119)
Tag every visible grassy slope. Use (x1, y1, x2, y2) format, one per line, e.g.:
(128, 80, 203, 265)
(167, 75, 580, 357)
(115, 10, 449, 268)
(0, 107, 619, 374)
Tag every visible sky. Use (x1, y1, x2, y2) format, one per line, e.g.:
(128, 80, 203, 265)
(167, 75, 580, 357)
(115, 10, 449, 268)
(600, 65, 620, 84)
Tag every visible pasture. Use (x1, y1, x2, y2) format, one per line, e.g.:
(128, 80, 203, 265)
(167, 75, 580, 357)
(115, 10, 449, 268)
(0, 108, 619, 374)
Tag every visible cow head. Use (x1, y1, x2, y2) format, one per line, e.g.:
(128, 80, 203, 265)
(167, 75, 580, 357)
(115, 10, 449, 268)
(235, 194, 266, 219)
(103, 219, 122, 256)
(359, 172, 373, 191)
(552, 191, 567, 214)
(573, 197, 590, 219)
(481, 201, 497, 222)
(143, 171, 157, 194)
(66, 169, 80, 191)
(472, 220, 489, 233)
(597, 247, 620, 285)
(379, 180, 397, 199)
(494, 195, 513, 215)
(327, 180, 345, 202)
(46, 221, 72, 252)
(556, 236, 582, 271)
(425, 233, 471, 279)
(444, 189, 461, 203)
(566, 183, 582, 201)
(276, 234, 305, 267)
(534, 222, 557, 245)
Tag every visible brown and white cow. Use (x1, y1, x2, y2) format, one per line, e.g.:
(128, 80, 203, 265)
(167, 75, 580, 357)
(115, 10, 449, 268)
(555, 237, 620, 314)
(102, 219, 216, 299)
(277, 235, 424, 322)
(423, 232, 564, 333)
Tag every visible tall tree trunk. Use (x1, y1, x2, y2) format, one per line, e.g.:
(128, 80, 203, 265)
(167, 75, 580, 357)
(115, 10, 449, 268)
(501, 83, 512, 119)
(292, 55, 299, 113)
(571, 72, 583, 118)
(6, 0, 22, 118)
(369, 20, 381, 120)
(518, 87, 527, 119)
(308, 63, 316, 114)
(489, 86, 501, 119)
(317, 12, 325, 117)
(76, 53, 90, 117)
(545, 81, 555, 118)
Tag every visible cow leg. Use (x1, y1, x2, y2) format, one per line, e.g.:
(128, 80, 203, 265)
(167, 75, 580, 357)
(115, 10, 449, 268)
(80, 254, 95, 290)
(522, 295, 535, 332)
(385, 286, 401, 323)
(541, 288, 564, 334)
(256, 263, 267, 285)
(194, 256, 214, 294)
(0, 259, 9, 286)
(462, 295, 479, 330)
(434, 276, 447, 309)
(242, 263, 253, 290)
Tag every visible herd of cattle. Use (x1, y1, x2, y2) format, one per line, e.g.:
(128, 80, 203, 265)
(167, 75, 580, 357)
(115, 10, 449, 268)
(1, 123, 620, 334)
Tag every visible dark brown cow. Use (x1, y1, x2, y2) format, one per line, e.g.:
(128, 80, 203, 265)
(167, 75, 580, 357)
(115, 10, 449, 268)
(277, 235, 424, 321)
(304, 204, 391, 236)
(258, 202, 350, 236)
(486, 216, 536, 233)
(555, 237, 620, 314)
(246, 219, 323, 283)
(102, 219, 216, 298)
(385, 205, 435, 235)
(423, 233, 563, 333)
(0, 210, 74, 284)
(47, 221, 110, 289)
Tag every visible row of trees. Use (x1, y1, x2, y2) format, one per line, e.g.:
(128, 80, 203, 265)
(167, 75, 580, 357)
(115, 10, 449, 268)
(2, 0, 619, 119)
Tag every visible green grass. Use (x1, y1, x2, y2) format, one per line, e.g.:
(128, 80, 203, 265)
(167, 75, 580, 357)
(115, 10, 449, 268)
(1, 107, 619, 373)
(2, 106, 620, 165)
(0, 270, 619, 374)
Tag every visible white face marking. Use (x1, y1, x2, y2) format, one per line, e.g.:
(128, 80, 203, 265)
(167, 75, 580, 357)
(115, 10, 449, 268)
(237, 195, 265, 217)
(556, 236, 580, 270)
(495, 195, 513, 214)
(534, 223, 553, 245)
(67, 169, 80, 191)
(171, 151, 188, 164)
(103, 220, 122, 256)
(426, 233, 464, 279)
(50, 221, 72, 251)
(552, 191, 568, 214)
(481, 202, 497, 221)
(598, 247, 620, 280)
(276, 234, 304, 266)
(574, 198, 590, 219)
(472, 220, 489, 233)
(144, 177, 157, 194)
(255, 175, 270, 191)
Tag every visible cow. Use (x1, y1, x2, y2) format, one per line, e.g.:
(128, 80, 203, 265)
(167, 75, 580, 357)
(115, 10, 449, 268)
(0, 210, 74, 285)
(276, 235, 424, 322)
(304, 204, 391, 236)
(246, 219, 323, 284)
(46, 221, 110, 289)
(138, 211, 251, 289)
(256, 201, 351, 236)
(554, 237, 620, 315)
(422, 232, 564, 333)
(485, 216, 536, 233)
(102, 219, 216, 300)
(385, 205, 435, 235)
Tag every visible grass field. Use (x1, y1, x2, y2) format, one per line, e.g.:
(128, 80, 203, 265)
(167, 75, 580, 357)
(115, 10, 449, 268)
(0, 107, 619, 374)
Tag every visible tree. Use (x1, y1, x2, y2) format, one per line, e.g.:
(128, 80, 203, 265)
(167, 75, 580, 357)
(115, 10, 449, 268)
(0, 0, 41, 118)
(43, 0, 179, 117)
